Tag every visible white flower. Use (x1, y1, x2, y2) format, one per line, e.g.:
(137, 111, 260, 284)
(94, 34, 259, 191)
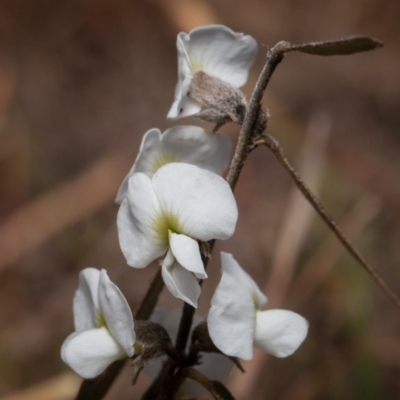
(61, 268, 136, 378)
(167, 25, 257, 120)
(117, 163, 238, 307)
(116, 126, 232, 204)
(208, 253, 308, 360)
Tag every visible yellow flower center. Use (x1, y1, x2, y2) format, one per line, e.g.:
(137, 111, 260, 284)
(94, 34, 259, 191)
(150, 153, 177, 175)
(152, 212, 182, 246)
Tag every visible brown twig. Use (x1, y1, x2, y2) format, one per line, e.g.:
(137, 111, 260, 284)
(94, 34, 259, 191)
(256, 133, 400, 311)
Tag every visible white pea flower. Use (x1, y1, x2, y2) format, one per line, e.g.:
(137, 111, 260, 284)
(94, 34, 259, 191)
(61, 268, 136, 378)
(117, 163, 238, 308)
(116, 126, 232, 204)
(208, 253, 308, 360)
(167, 25, 257, 121)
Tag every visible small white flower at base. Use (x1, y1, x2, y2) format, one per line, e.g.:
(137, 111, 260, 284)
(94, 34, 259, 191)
(116, 126, 232, 204)
(167, 25, 257, 120)
(117, 163, 238, 308)
(61, 268, 136, 379)
(208, 253, 308, 360)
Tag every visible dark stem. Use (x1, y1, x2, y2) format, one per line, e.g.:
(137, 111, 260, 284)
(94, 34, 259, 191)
(175, 302, 196, 353)
(258, 133, 400, 310)
(135, 269, 164, 320)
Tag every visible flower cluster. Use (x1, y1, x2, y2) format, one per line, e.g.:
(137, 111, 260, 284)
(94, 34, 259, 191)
(61, 24, 309, 388)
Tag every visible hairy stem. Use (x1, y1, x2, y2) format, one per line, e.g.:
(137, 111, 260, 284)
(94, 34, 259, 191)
(227, 41, 289, 189)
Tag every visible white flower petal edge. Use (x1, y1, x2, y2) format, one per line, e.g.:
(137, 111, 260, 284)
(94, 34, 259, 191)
(169, 233, 207, 279)
(168, 25, 257, 119)
(115, 126, 232, 204)
(254, 310, 308, 358)
(98, 270, 135, 357)
(61, 268, 136, 378)
(73, 268, 101, 331)
(61, 328, 126, 379)
(208, 253, 256, 360)
(161, 252, 201, 307)
(117, 174, 166, 269)
(152, 163, 238, 241)
(208, 253, 308, 360)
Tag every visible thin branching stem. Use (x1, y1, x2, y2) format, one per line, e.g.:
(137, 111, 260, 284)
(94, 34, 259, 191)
(256, 134, 400, 311)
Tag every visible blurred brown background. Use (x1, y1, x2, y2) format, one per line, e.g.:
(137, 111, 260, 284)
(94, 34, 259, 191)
(1, 0, 400, 399)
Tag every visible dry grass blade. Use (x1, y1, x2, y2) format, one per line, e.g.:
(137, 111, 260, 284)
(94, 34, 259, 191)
(0, 373, 81, 400)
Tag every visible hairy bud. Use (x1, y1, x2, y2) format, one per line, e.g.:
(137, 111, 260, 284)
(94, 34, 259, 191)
(190, 71, 247, 126)
(131, 320, 176, 383)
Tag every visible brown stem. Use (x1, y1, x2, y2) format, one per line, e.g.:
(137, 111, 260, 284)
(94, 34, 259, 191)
(258, 133, 400, 310)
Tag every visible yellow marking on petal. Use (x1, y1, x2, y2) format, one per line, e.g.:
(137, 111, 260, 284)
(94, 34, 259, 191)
(191, 59, 203, 73)
(97, 312, 108, 329)
(150, 153, 177, 175)
(252, 292, 261, 310)
(152, 212, 182, 246)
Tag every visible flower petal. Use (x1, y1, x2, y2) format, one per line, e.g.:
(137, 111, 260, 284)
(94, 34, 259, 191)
(152, 163, 237, 241)
(169, 233, 206, 279)
(208, 256, 256, 360)
(115, 128, 162, 203)
(161, 251, 201, 307)
(116, 126, 231, 202)
(73, 268, 100, 331)
(167, 76, 202, 119)
(180, 25, 257, 88)
(98, 270, 135, 357)
(117, 174, 167, 269)
(254, 309, 309, 358)
(161, 126, 231, 176)
(221, 252, 267, 309)
(61, 328, 126, 379)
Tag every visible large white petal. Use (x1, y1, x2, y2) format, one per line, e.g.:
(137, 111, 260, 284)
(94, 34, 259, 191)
(115, 128, 162, 203)
(73, 268, 100, 331)
(254, 310, 309, 358)
(169, 233, 207, 279)
(181, 25, 257, 88)
(167, 36, 203, 119)
(98, 270, 135, 357)
(61, 328, 126, 379)
(117, 174, 167, 269)
(152, 163, 237, 241)
(162, 126, 232, 175)
(221, 252, 267, 309)
(208, 261, 255, 360)
(161, 251, 201, 307)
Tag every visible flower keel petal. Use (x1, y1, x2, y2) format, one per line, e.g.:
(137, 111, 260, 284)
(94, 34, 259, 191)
(98, 270, 135, 357)
(61, 328, 126, 379)
(254, 309, 309, 358)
